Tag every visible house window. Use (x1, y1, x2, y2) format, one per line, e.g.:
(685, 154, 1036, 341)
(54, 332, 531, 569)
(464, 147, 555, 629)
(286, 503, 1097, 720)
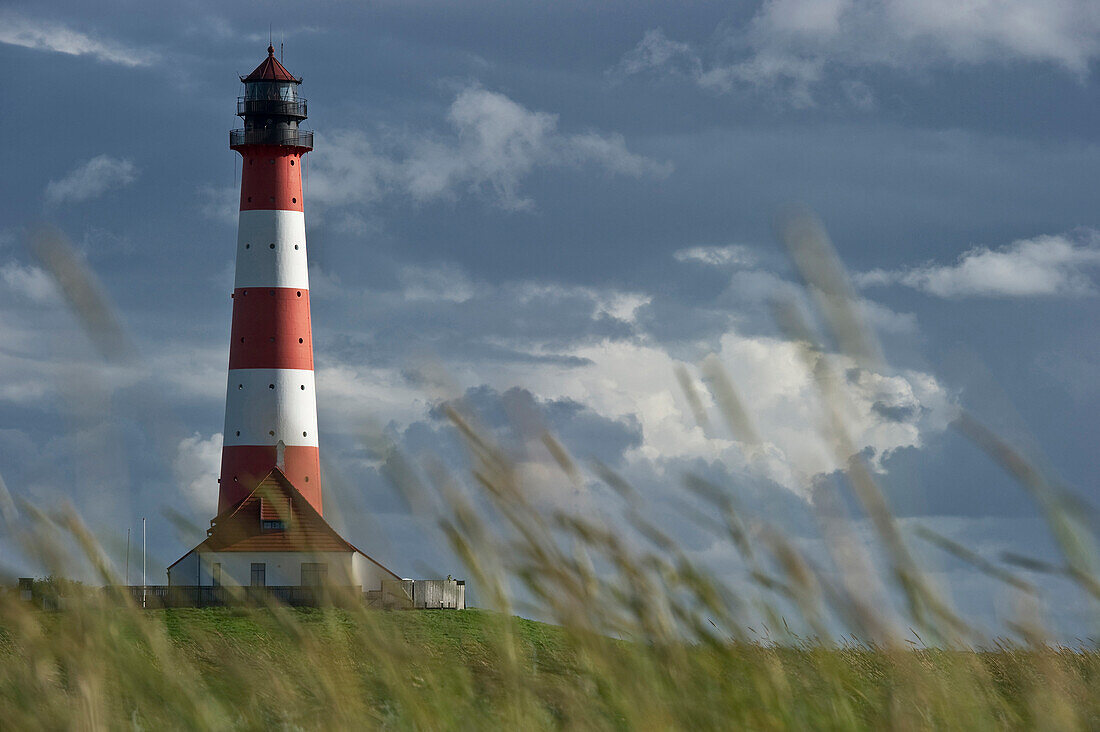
(301, 562, 328, 587)
(262, 519, 286, 531)
(212, 562, 221, 588)
(251, 563, 266, 587)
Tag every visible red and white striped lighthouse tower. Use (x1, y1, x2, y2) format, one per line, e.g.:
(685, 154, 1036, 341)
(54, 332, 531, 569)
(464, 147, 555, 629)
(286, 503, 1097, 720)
(219, 46, 321, 515)
(167, 48, 460, 599)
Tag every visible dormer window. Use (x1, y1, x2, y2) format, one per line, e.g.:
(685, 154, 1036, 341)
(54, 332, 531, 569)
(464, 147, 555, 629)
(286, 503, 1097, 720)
(259, 495, 290, 531)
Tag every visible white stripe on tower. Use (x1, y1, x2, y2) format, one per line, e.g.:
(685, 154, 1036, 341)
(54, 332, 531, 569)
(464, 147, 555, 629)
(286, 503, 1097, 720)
(234, 210, 309, 289)
(223, 369, 319, 447)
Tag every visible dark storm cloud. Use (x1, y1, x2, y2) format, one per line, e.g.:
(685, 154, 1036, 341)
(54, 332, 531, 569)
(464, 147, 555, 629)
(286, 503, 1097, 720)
(425, 384, 643, 467)
(872, 400, 918, 423)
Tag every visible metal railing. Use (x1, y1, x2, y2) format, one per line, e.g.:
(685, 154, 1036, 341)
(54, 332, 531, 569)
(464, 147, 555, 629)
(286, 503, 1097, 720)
(237, 97, 308, 118)
(229, 128, 313, 150)
(112, 585, 357, 608)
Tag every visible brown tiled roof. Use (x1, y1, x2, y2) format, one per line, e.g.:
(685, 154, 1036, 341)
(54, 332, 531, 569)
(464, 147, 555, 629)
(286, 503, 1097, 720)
(259, 495, 289, 521)
(242, 45, 300, 83)
(168, 468, 400, 578)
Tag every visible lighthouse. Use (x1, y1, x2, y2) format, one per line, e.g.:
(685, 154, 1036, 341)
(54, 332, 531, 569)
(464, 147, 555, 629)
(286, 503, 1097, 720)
(219, 46, 320, 516)
(167, 47, 401, 595)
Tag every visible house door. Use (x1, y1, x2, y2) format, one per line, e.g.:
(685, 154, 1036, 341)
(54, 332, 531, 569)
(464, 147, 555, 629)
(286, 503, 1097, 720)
(251, 563, 266, 587)
(301, 562, 328, 587)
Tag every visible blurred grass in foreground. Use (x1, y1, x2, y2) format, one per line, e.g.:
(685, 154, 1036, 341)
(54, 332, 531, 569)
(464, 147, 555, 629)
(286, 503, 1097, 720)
(2, 214, 1099, 728)
(2, 605, 1100, 729)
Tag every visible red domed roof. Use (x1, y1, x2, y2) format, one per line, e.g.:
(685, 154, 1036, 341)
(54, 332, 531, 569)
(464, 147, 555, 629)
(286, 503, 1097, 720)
(242, 45, 300, 83)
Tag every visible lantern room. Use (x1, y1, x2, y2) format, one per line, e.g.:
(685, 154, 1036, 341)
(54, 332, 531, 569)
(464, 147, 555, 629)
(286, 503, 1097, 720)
(231, 45, 312, 150)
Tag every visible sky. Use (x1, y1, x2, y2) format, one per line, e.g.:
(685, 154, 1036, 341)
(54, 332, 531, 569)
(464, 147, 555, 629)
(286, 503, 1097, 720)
(2, 0, 1100, 640)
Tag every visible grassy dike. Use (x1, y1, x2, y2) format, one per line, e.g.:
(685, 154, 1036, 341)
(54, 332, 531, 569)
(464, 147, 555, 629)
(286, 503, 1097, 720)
(4, 603, 1100, 729)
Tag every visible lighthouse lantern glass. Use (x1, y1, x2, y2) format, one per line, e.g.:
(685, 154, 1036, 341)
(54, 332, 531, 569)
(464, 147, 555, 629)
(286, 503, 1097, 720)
(245, 81, 298, 102)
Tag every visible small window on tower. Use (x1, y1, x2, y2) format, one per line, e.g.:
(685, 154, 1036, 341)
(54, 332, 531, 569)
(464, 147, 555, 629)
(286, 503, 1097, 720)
(291, 160, 295, 166)
(298, 338, 304, 344)
(294, 245, 299, 250)
(292, 198, 297, 203)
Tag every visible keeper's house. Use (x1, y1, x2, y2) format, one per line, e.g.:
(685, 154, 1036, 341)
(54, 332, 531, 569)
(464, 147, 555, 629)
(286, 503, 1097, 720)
(168, 467, 399, 590)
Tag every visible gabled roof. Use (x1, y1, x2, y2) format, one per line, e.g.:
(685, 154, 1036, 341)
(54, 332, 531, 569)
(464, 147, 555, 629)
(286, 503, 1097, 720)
(168, 468, 399, 579)
(242, 45, 301, 83)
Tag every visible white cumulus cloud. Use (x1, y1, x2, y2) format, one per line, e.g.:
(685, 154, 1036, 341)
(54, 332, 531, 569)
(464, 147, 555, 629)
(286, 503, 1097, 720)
(511, 282, 652, 324)
(673, 245, 757, 267)
(0, 263, 60, 304)
(855, 231, 1100, 297)
(611, 27, 698, 77)
(310, 84, 670, 211)
(0, 13, 156, 67)
(463, 334, 954, 498)
(172, 432, 223, 515)
(617, 1, 1100, 106)
(46, 155, 138, 204)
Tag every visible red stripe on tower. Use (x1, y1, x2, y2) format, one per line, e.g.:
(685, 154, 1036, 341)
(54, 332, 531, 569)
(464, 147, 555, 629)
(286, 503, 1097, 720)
(219, 46, 321, 516)
(239, 152, 304, 212)
(228, 288, 314, 370)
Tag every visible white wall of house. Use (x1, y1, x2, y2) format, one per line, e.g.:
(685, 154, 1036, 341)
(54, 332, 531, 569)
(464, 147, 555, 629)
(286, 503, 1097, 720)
(168, 551, 201, 586)
(350, 553, 397, 592)
(168, 550, 343, 585)
(168, 550, 394, 589)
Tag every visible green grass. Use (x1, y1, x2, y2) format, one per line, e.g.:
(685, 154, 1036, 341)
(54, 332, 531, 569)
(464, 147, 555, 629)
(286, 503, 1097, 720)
(4, 604, 1100, 729)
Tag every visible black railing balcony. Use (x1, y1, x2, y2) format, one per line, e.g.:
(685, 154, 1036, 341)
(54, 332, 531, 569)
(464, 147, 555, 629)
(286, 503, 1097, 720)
(237, 97, 308, 119)
(230, 128, 314, 151)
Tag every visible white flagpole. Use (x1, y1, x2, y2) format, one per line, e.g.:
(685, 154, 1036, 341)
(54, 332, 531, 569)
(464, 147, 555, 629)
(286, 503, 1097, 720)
(142, 517, 147, 609)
